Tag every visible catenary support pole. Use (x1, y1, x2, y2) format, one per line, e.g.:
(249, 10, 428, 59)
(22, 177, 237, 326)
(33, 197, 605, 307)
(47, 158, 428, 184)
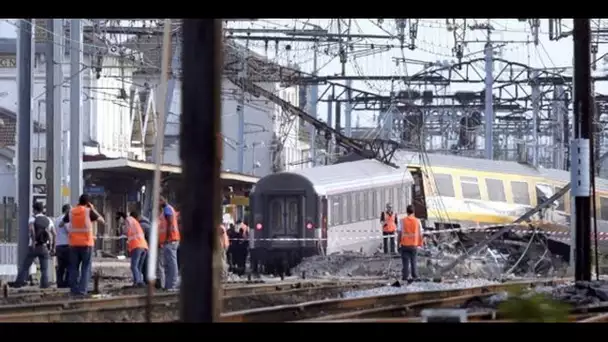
(531, 69, 540, 167)
(45, 19, 63, 217)
(309, 43, 318, 166)
(179, 19, 222, 322)
(17, 19, 33, 268)
(572, 18, 592, 282)
(484, 40, 494, 160)
(70, 19, 83, 204)
(236, 40, 249, 173)
(145, 19, 173, 322)
(345, 79, 352, 137)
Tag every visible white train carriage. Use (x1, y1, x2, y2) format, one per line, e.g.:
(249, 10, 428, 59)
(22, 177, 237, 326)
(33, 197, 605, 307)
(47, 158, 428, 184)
(249, 158, 415, 272)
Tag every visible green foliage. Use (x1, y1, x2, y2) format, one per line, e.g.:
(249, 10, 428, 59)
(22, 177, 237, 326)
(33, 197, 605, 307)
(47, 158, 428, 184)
(497, 287, 571, 322)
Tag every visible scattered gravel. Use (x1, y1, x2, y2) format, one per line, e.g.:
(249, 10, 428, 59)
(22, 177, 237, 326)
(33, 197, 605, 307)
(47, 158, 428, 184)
(341, 278, 499, 299)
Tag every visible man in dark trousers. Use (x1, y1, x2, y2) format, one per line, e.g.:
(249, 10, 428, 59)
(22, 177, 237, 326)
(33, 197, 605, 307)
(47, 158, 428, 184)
(54, 204, 71, 288)
(379, 203, 398, 254)
(226, 223, 239, 273)
(130, 212, 151, 283)
(234, 219, 249, 275)
(10, 202, 56, 288)
(398, 205, 424, 283)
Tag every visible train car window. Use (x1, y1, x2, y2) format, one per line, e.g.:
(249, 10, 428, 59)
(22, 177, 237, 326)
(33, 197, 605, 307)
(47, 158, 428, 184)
(373, 190, 379, 218)
(388, 188, 395, 210)
(485, 178, 506, 202)
(331, 196, 342, 226)
(433, 174, 455, 197)
(379, 188, 386, 214)
(384, 187, 391, 209)
(554, 186, 566, 211)
(460, 176, 481, 200)
(353, 192, 360, 222)
(396, 187, 403, 213)
(601, 197, 608, 221)
(369, 190, 375, 220)
(344, 193, 351, 224)
(269, 199, 283, 233)
(362, 191, 369, 220)
(511, 181, 531, 205)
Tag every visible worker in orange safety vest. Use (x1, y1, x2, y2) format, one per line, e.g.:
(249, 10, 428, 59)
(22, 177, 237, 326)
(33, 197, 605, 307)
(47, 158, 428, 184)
(398, 205, 424, 283)
(119, 212, 149, 287)
(158, 196, 181, 290)
(379, 203, 398, 254)
(60, 194, 105, 296)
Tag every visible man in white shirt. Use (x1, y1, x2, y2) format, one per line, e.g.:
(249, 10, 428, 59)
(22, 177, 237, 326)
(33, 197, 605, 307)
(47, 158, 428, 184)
(9, 202, 56, 288)
(55, 204, 71, 288)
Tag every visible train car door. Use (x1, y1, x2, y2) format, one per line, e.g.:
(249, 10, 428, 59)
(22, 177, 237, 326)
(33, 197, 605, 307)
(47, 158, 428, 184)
(408, 167, 428, 220)
(266, 195, 303, 248)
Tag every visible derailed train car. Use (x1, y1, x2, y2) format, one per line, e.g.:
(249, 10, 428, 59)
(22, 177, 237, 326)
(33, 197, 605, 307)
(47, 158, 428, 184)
(249, 159, 416, 274)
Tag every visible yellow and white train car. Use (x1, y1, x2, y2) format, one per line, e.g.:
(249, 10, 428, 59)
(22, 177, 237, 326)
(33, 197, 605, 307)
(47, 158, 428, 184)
(394, 150, 608, 249)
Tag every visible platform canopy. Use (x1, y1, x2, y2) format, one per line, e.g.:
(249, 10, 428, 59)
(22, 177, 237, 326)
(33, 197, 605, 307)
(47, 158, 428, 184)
(83, 158, 259, 187)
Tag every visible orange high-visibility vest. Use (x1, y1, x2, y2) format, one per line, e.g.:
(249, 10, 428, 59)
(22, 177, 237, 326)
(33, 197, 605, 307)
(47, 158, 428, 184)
(158, 204, 181, 245)
(126, 216, 148, 252)
(69, 205, 94, 247)
(400, 215, 423, 247)
(219, 224, 229, 250)
(383, 212, 397, 233)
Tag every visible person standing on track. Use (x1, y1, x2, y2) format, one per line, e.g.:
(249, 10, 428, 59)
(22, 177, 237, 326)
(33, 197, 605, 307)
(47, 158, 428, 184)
(131, 211, 151, 283)
(54, 204, 71, 288)
(10, 202, 55, 289)
(61, 194, 105, 296)
(380, 203, 398, 254)
(118, 212, 148, 287)
(235, 219, 249, 275)
(398, 205, 424, 283)
(157, 196, 180, 290)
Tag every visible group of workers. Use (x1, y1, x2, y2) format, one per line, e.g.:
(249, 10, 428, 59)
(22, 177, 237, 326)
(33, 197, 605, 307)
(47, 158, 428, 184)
(9, 194, 182, 295)
(380, 203, 424, 283)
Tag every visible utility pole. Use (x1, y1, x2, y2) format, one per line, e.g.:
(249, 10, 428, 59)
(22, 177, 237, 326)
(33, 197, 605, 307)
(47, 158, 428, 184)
(45, 19, 63, 217)
(531, 69, 540, 167)
(345, 79, 352, 137)
(236, 40, 249, 173)
(17, 19, 33, 267)
(572, 18, 592, 282)
(179, 19, 222, 322)
(69, 19, 83, 204)
(308, 42, 318, 166)
(325, 93, 333, 165)
(484, 29, 494, 160)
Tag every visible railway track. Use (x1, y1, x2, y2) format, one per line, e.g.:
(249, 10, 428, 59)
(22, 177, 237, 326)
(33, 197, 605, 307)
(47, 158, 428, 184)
(4, 277, 607, 323)
(222, 278, 569, 322)
(0, 280, 382, 322)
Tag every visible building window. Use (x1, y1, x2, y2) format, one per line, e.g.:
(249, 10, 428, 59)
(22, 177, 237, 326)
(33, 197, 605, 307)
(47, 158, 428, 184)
(460, 176, 481, 200)
(433, 174, 455, 197)
(485, 178, 506, 202)
(511, 181, 531, 205)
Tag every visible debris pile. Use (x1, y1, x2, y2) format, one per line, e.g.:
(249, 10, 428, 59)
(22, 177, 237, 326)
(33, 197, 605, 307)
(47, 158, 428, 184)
(291, 230, 568, 280)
